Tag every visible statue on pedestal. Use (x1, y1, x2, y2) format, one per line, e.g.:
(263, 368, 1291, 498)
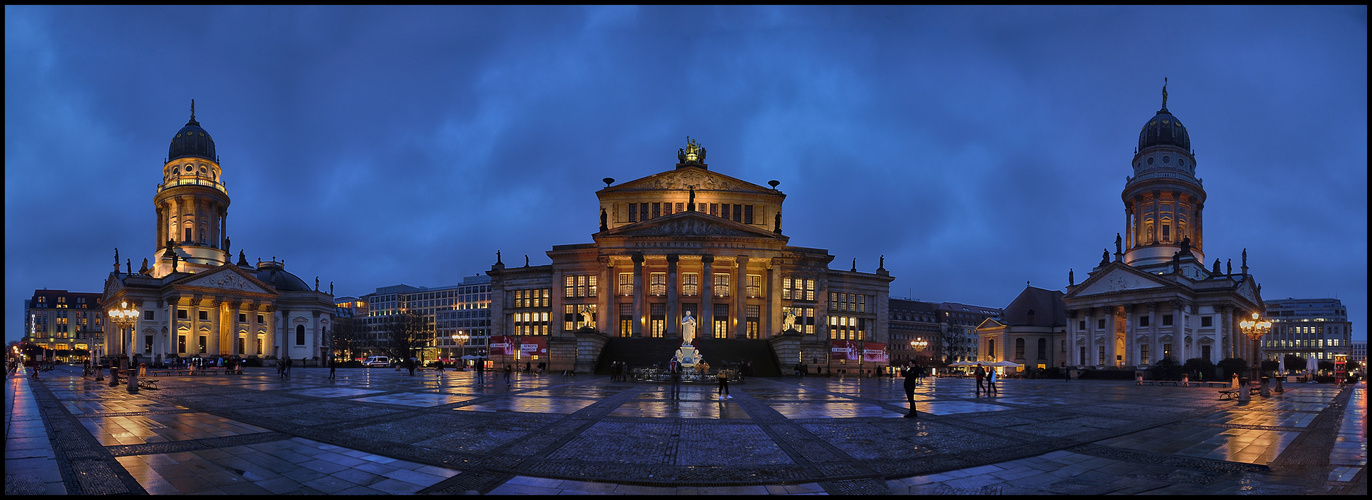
(674, 310, 701, 368)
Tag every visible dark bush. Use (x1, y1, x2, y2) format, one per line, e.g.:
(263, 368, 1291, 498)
(1183, 357, 1217, 380)
(240, 357, 263, 367)
(1077, 368, 1136, 380)
(1260, 359, 1280, 372)
(1148, 358, 1184, 380)
(1217, 357, 1249, 379)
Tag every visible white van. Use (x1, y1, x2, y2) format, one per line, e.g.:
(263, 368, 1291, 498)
(363, 356, 390, 367)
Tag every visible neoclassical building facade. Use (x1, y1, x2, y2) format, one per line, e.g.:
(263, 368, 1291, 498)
(1061, 85, 1265, 370)
(100, 104, 335, 366)
(488, 139, 894, 373)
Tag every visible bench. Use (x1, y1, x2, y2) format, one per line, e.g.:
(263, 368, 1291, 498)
(1218, 389, 1238, 400)
(137, 379, 159, 390)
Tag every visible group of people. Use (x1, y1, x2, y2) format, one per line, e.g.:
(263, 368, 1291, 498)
(610, 361, 631, 382)
(973, 363, 998, 396)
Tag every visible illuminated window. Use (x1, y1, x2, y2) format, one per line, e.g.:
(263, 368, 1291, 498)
(619, 304, 633, 337)
(198, 335, 207, 354)
(1163, 343, 1173, 360)
(650, 273, 666, 296)
(805, 279, 815, 301)
(713, 304, 729, 338)
(682, 273, 698, 296)
(746, 274, 761, 298)
(1098, 346, 1105, 365)
(565, 276, 576, 298)
(179, 335, 187, 353)
(650, 304, 665, 337)
(782, 278, 793, 300)
(746, 306, 759, 339)
(619, 273, 633, 296)
(588, 275, 597, 297)
(713, 273, 730, 298)
(1140, 344, 1149, 364)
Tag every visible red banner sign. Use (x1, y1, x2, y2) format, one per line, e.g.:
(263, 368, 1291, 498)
(863, 342, 889, 363)
(518, 336, 547, 356)
(830, 340, 863, 361)
(488, 336, 516, 356)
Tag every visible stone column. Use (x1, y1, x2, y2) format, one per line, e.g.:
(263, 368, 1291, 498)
(1152, 196, 1161, 245)
(598, 257, 612, 335)
(278, 308, 290, 360)
(701, 255, 714, 339)
(666, 254, 679, 338)
(1106, 306, 1118, 367)
(156, 203, 165, 251)
(631, 253, 644, 338)
(767, 260, 779, 339)
(734, 255, 748, 339)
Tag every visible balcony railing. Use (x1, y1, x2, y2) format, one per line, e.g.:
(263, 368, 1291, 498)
(158, 176, 228, 195)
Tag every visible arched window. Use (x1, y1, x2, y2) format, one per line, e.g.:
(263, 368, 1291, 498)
(296, 325, 305, 345)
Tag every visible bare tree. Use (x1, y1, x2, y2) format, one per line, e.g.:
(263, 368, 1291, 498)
(384, 312, 433, 363)
(331, 316, 370, 361)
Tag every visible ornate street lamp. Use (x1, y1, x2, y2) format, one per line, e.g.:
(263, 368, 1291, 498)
(1239, 311, 1273, 399)
(453, 331, 468, 367)
(910, 337, 928, 361)
(107, 301, 140, 369)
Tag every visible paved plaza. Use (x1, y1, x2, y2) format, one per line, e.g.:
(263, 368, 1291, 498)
(5, 364, 1365, 495)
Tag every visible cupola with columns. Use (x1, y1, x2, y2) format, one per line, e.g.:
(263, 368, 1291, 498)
(151, 100, 232, 277)
(1122, 80, 1205, 269)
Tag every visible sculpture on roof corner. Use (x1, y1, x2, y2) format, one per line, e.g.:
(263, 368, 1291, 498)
(1101, 249, 1109, 267)
(600, 208, 608, 232)
(678, 136, 706, 164)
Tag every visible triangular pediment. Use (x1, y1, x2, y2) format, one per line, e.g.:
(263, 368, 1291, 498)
(1068, 264, 1168, 298)
(1235, 278, 1261, 307)
(173, 265, 277, 296)
(603, 211, 782, 239)
(103, 273, 125, 297)
(976, 317, 1005, 330)
(605, 165, 775, 195)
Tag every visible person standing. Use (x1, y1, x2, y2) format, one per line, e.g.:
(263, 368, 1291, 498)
(987, 368, 998, 396)
(285, 356, 293, 378)
(668, 358, 682, 400)
(503, 364, 513, 387)
(408, 357, 417, 376)
(328, 356, 337, 380)
(278, 358, 286, 379)
(974, 364, 986, 396)
(475, 358, 485, 384)
(903, 361, 919, 418)
(716, 367, 731, 399)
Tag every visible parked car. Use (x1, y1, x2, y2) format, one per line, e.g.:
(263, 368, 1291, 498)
(363, 355, 390, 368)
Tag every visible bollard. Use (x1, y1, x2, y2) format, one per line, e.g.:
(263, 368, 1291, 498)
(109, 368, 120, 387)
(1237, 377, 1250, 403)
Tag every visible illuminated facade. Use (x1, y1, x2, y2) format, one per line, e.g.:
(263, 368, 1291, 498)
(22, 290, 105, 362)
(976, 286, 1066, 369)
(100, 104, 335, 365)
(353, 276, 492, 360)
(1262, 298, 1353, 362)
(1062, 84, 1264, 369)
(889, 299, 1002, 364)
(488, 138, 893, 373)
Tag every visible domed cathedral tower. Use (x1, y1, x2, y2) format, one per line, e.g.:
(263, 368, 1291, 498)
(152, 100, 231, 278)
(1122, 79, 1205, 270)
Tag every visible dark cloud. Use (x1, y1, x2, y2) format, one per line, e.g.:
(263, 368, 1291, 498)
(5, 5, 1366, 343)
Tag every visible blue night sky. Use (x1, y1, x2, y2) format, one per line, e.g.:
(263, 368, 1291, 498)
(5, 6, 1367, 345)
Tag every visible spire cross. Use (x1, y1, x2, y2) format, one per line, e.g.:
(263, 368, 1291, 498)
(191, 99, 195, 120)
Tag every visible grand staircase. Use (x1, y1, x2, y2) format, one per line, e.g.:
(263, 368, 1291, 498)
(594, 337, 782, 377)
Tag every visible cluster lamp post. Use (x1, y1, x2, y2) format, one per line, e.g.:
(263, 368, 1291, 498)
(1239, 311, 1273, 400)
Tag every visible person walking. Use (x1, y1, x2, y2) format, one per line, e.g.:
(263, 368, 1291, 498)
(974, 364, 986, 396)
(503, 364, 513, 387)
(903, 361, 919, 418)
(278, 358, 286, 379)
(408, 356, 417, 376)
(668, 358, 682, 400)
(987, 368, 999, 396)
(716, 366, 731, 400)
(328, 356, 337, 380)
(435, 359, 445, 374)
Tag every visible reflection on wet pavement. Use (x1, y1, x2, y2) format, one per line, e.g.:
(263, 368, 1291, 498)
(79, 412, 269, 446)
(350, 392, 472, 407)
